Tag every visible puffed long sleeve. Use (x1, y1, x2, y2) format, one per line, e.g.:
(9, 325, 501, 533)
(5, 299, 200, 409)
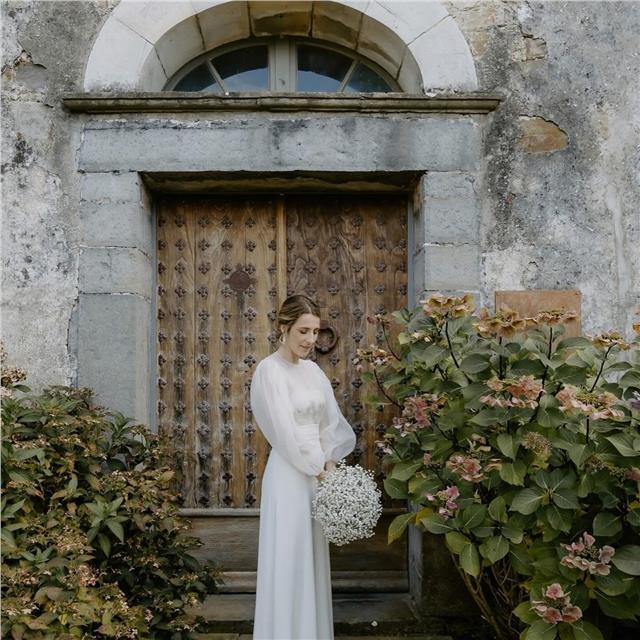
(315, 365, 357, 464)
(250, 359, 325, 477)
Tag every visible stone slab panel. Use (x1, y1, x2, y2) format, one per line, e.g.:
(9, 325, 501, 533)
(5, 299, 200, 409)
(79, 247, 152, 298)
(77, 293, 151, 425)
(419, 243, 480, 290)
(78, 116, 482, 173)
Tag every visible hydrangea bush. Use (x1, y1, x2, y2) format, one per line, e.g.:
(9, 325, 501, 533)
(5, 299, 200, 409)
(356, 296, 640, 640)
(1, 345, 218, 639)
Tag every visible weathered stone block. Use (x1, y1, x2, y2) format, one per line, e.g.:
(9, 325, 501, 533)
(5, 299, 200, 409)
(357, 14, 406, 77)
(419, 173, 480, 245)
(409, 17, 478, 90)
(155, 16, 205, 80)
(311, 1, 361, 50)
(79, 247, 152, 298)
(79, 201, 153, 251)
(198, 2, 251, 49)
(78, 116, 482, 173)
(249, 1, 312, 37)
(396, 48, 423, 93)
(366, 1, 449, 46)
(112, 0, 195, 45)
(419, 243, 481, 290)
(84, 17, 153, 91)
(80, 172, 145, 204)
(77, 293, 151, 425)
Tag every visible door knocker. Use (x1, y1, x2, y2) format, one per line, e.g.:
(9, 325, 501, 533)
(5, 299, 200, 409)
(315, 320, 338, 354)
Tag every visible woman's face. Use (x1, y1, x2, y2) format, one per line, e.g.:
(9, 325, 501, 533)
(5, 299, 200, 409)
(282, 313, 320, 358)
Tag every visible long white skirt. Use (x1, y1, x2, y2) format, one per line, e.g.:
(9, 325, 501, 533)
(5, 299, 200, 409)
(253, 449, 334, 640)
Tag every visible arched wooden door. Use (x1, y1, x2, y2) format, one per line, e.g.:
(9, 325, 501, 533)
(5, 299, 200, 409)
(156, 193, 408, 603)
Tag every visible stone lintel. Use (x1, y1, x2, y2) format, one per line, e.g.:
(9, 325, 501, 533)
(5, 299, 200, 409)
(62, 92, 501, 115)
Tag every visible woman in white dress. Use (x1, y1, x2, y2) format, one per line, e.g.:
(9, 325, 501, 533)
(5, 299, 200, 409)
(250, 295, 356, 640)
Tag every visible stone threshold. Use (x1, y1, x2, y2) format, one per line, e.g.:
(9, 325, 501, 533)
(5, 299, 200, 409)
(61, 92, 501, 115)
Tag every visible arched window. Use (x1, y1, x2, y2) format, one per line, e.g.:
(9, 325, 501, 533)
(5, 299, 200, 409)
(166, 38, 398, 93)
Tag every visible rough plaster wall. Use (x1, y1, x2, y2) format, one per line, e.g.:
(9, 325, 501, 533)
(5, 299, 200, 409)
(1, 0, 115, 388)
(447, 0, 640, 336)
(1, 0, 639, 389)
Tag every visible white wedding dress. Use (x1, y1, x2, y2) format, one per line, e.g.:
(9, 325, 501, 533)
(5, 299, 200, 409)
(250, 351, 356, 640)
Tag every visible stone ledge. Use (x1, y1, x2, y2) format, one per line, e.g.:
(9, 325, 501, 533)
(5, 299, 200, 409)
(62, 92, 501, 115)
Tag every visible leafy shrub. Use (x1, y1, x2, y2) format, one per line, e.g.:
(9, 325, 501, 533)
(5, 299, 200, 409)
(1, 347, 217, 639)
(357, 297, 640, 640)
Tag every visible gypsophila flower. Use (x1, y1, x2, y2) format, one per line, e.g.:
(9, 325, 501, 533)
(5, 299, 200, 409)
(560, 532, 615, 576)
(312, 462, 382, 546)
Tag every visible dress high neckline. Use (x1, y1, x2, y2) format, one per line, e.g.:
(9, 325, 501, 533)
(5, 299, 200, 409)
(274, 350, 301, 366)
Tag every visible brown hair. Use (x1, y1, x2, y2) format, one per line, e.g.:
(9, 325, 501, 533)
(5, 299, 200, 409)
(277, 294, 320, 337)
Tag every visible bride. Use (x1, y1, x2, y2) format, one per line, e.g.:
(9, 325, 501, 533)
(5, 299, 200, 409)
(250, 294, 356, 640)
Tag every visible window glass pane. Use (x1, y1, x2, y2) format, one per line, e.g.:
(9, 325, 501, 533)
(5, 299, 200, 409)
(173, 64, 219, 92)
(297, 45, 352, 92)
(212, 46, 269, 91)
(344, 63, 392, 93)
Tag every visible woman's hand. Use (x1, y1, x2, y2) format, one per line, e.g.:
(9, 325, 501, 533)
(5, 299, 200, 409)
(324, 460, 337, 474)
(316, 460, 337, 482)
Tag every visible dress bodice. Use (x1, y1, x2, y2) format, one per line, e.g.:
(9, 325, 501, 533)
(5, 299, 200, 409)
(273, 352, 327, 426)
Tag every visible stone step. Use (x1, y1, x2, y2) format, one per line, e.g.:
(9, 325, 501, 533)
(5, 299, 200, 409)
(194, 636, 452, 640)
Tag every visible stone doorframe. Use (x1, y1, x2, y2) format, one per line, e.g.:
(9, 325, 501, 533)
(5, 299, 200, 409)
(67, 93, 498, 617)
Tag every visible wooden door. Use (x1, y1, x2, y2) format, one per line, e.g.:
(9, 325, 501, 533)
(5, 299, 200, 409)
(156, 194, 408, 596)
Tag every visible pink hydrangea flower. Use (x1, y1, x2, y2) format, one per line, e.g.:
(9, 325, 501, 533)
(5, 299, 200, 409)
(542, 607, 563, 624)
(544, 584, 565, 599)
(561, 606, 583, 623)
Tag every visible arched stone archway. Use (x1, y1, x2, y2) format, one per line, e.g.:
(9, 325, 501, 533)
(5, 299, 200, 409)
(84, 0, 477, 92)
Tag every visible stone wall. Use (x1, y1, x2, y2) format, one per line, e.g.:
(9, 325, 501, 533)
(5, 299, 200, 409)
(2, 0, 639, 390)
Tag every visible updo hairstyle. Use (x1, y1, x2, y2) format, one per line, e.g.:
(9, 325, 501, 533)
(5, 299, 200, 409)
(277, 294, 320, 340)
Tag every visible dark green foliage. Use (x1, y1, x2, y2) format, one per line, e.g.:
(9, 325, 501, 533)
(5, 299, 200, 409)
(1, 369, 217, 640)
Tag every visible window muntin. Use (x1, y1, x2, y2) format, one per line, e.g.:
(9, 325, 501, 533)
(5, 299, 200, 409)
(344, 62, 392, 93)
(296, 45, 353, 92)
(173, 64, 220, 92)
(166, 39, 398, 93)
(213, 46, 269, 91)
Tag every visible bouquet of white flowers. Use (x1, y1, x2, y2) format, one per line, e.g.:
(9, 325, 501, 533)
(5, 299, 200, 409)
(312, 462, 383, 546)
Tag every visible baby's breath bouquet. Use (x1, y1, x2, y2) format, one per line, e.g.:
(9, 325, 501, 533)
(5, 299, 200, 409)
(312, 462, 383, 546)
